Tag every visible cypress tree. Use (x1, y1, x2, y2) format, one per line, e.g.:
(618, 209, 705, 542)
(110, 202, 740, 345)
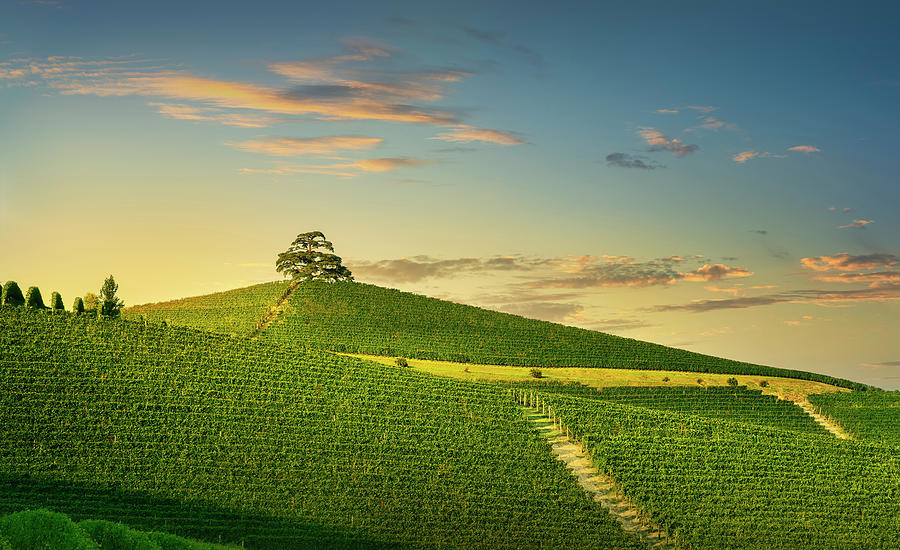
(1, 281, 25, 306)
(50, 291, 64, 311)
(25, 287, 45, 309)
(72, 296, 85, 314)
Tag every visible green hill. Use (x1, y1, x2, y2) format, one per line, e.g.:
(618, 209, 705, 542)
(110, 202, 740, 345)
(808, 391, 900, 446)
(520, 390, 900, 549)
(125, 281, 290, 336)
(258, 280, 869, 390)
(0, 307, 641, 549)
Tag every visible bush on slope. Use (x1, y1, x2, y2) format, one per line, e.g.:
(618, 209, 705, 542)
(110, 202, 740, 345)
(0, 308, 641, 549)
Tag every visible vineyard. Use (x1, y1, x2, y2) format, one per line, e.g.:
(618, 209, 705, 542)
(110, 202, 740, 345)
(807, 391, 900, 446)
(260, 281, 870, 389)
(0, 307, 642, 549)
(505, 381, 829, 435)
(516, 390, 900, 549)
(124, 281, 290, 337)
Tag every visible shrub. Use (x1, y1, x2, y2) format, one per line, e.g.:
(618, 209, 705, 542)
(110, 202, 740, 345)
(530, 368, 543, 379)
(395, 357, 409, 368)
(0, 509, 98, 550)
(73, 297, 85, 314)
(77, 520, 161, 550)
(759, 380, 769, 388)
(727, 377, 739, 387)
(662, 376, 670, 382)
(696, 378, 704, 385)
(50, 291, 65, 311)
(25, 287, 45, 309)
(1, 281, 24, 306)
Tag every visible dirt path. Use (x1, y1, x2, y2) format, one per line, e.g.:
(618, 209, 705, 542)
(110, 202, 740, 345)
(248, 280, 299, 338)
(516, 398, 673, 548)
(796, 400, 853, 439)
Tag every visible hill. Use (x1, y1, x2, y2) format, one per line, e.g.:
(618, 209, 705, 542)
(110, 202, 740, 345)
(125, 281, 290, 337)
(0, 307, 641, 549)
(258, 280, 869, 389)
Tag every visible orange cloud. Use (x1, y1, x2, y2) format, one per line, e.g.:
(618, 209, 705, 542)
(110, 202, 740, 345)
(788, 145, 821, 153)
(801, 253, 897, 272)
(638, 128, 698, 156)
(226, 136, 383, 156)
(351, 157, 434, 172)
(680, 264, 753, 282)
(431, 125, 525, 145)
(149, 102, 276, 127)
(733, 150, 758, 163)
(838, 219, 873, 229)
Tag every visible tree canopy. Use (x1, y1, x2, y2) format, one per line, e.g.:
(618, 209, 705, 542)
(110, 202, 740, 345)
(99, 275, 124, 317)
(276, 231, 353, 283)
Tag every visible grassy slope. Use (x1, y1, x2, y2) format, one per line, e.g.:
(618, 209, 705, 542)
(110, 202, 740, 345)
(0, 307, 641, 549)
(808, 391, 900, 446)
(124, 281, 290, 337)
(260, 281, 868, 389)
(532, 391, 900, 549)
(355, 354, 848, 403)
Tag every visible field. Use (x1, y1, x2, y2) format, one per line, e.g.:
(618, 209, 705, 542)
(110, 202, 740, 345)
(1, 278, 896, 548)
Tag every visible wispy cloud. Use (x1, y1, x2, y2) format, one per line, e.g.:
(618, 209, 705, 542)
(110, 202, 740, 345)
(226, 136, 383, 157)
(430, 125, 526, 145)
(350, 255, 538, 283)
(733, 150, 786, 163)
(637, 128, 699, 156)
(788, 145, 821, 153)
(149, 102, 277, 127)
(860, 361, 900, 368)
(525, 257, 751, 289)
(653, 284, 900, 312)
(605, 152, 662, 170)
(462, 27, 546, 72)
(838, 219, 873, 229)
(351, 157, 434, 172)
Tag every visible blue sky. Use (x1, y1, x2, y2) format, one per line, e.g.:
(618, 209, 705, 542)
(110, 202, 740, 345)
(1, 0, 898, 387)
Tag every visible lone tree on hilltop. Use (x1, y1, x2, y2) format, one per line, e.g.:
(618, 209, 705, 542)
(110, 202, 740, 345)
(276, 231, 354, 283)
(2, 281, 25, 306)
(99, 275, 124, 317)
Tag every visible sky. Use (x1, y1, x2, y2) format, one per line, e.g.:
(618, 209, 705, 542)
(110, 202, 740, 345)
(1, 0, 898, 388)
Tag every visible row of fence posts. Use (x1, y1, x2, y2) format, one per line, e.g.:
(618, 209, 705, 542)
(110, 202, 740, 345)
(509, 387, 676, 548)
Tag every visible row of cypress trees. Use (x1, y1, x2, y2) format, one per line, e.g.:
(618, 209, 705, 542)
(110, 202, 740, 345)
(2, 281, 79, 313)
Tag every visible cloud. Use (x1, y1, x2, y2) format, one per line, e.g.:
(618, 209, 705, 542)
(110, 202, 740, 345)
(351, 157, 434, 172)
(637, 128, 699, 156)
(733, 150, 786, 163)
(680, 264, 753, 282)
(733, 150, 758, 163)
(685, 115, 738, 133)
(430, 126, 526, 145)
(860, 361, 900, 368)
(653, 284, 900, 312)
(750, 229, 768, 235)
(462, 27, 545, 71)
(811, 272, 900, 286)
(788, 145, 821, 153)
(350, 255, 538, 283)
(838, 219, 874, 229)
(683, 105, 717, 113)
(801, 253, 898, 272)
(655, 109, 679, 114)
(149, 102, 277, 127)
(524, 257, 752, 289)
(225, 136, 383, 156)
(605, 153, 662, 170)
(239, 156, 432, 177)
